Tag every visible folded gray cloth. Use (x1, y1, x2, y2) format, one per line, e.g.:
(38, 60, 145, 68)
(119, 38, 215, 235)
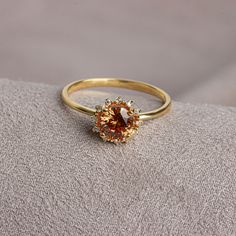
(0, 79, 236, 236)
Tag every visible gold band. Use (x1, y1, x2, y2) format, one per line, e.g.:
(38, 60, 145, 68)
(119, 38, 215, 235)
(61, 78, 171, 121)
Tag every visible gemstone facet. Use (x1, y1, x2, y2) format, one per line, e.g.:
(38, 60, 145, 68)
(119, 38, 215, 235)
(93, 98, 140, 143)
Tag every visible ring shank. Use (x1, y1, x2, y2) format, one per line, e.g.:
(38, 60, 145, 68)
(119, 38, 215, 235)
(62, 78, 171, 121)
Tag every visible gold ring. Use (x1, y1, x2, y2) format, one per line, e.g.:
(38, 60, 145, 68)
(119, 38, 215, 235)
(62, 78, 171, 144)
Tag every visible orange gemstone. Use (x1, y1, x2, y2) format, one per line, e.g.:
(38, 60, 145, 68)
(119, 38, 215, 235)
(95, 100, 139, 143)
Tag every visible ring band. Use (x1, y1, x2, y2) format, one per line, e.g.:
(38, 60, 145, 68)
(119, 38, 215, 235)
(62, 78, 171, 143)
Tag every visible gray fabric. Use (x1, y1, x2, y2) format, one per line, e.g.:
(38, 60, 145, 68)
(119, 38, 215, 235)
(0, 79, 236, 236)
(177, 65, 236, 107)
(1, 1, 236, 106)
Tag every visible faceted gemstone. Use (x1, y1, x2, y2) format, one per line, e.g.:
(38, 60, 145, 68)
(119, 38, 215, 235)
(94, 99, 140, 143)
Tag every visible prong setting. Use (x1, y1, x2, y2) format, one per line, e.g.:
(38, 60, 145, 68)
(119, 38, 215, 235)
(127, 100, 134, 107)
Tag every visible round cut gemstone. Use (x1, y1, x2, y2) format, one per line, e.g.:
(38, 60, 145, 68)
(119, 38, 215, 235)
(94, 99, 140, 143)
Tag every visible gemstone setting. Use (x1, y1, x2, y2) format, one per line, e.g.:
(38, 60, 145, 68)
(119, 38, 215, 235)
(93, 97, 140, 143)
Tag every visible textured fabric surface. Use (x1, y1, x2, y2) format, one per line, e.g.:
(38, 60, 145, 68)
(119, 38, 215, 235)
(0, 79, 236, 236)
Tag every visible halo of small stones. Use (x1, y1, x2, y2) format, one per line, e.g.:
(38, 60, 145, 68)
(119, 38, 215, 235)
(93, 97, 141, 144)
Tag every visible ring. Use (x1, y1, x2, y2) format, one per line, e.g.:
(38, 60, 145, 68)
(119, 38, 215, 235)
(62, 78, 171, 144)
